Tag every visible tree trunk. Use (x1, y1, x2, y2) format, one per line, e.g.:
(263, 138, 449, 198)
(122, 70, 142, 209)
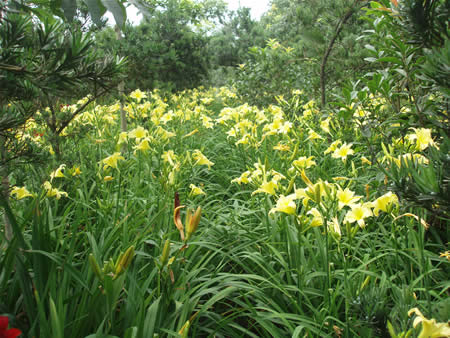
(115, 26, 127, 154)
(320, 1, 365, 107)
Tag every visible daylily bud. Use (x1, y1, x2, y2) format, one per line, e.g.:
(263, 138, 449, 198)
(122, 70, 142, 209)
(300, 169, 313, 187)
(314, 183, 321, 204)
(115, 245, 135, 277)
(89, 254, 103, 281)
(186, 207, 201, 241)
(160, 239, 171, 266)
(173, 192, 185, 241)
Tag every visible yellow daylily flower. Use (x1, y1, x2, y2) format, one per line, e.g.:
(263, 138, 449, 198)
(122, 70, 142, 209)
(192, 150, 214, 169)
(129, 89, 147, 102)
(439, 251, 450, 261)
(102, 152, 125, 170)
(252, 181, 277, 196)
(72, 166, 82, 176)
(269, 194, 297, 215)
(408, 307, 450, 338)
(273, 143, 290, 151)
(231, 171, 251, 185)
(307, 208, 323, 227)
(336, 188, 362, 210)
(306, 129, 323, 141)
(320, 117, 331, 134)
(332, 143, 354, 162)
(189, 184, 206, 196)
(324, 140, 342, 155)
(344, 203, 372, 228)
(406, 128, 438, 151)
(292, 156, 316, 169)
(327, 217, 341, 237)
(128, 126, 148, 140)
(134, 138, 151, 153)
(162, 150, 177, 167)
(103, 176, 114, 182)
(50, 164, 66, 181)
(118, 132, 128, 144)
(43, 181, 68, 199)
(11, 186, 33, 199)
(371, 192, 398, 216)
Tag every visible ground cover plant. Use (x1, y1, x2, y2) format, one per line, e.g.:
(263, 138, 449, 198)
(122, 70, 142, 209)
(1, 0, 449, 337)
(2, 84, 449, 337)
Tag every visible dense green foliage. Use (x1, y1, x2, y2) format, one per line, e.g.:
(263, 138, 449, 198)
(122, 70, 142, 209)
(0, 0, 449, 337)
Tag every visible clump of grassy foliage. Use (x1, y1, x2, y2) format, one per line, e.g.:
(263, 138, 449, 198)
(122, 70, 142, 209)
(1, 83, 448, 337)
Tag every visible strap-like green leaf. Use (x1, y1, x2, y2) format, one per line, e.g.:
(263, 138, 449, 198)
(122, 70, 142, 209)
(127, 0, 155, 18)
(61, 0, 77, 22)
(100, 0, 127, 28)
(84, 0, 107, 27)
